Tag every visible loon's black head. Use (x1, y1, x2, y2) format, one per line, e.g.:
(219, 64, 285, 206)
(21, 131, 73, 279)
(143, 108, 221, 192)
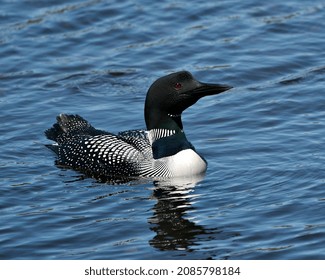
(145, 71, 232, 131)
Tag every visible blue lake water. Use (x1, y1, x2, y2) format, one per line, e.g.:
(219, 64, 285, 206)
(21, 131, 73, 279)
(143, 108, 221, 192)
(1, 0, 325, 259)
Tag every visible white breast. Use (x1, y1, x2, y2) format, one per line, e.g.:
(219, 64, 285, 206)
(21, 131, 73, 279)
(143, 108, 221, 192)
(160, 149, 207, 177)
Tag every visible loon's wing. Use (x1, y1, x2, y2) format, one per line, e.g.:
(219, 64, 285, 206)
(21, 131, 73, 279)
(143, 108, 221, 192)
(45, 114, 155, 178)
(45, 114, 109, 143)
(117, 130, 152, 158)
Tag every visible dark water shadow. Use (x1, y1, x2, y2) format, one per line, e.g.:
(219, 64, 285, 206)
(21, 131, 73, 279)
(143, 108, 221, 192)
(147, 176, 218, 255)
(50, 165, 236, 258)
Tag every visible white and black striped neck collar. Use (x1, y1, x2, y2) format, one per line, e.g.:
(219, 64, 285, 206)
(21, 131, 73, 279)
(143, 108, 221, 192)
(148, 128, 180, 145)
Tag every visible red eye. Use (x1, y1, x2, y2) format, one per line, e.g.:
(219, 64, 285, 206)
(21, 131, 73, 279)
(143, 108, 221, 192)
(174, 82, 182, 90)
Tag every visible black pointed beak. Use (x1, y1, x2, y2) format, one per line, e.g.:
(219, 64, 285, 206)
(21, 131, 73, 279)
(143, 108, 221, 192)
(191, 82, 232, 97)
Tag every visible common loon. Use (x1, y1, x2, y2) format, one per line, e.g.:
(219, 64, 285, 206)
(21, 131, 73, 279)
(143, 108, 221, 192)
(45, 71, 231, 180)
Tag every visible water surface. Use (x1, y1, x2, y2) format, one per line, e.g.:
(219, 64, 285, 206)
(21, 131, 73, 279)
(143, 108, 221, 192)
(1, 0, 325, 259)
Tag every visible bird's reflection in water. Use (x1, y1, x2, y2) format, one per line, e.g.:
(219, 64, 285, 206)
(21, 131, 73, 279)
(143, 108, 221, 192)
(64, 172, 218, 253)
(148, 175, 208, 251)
